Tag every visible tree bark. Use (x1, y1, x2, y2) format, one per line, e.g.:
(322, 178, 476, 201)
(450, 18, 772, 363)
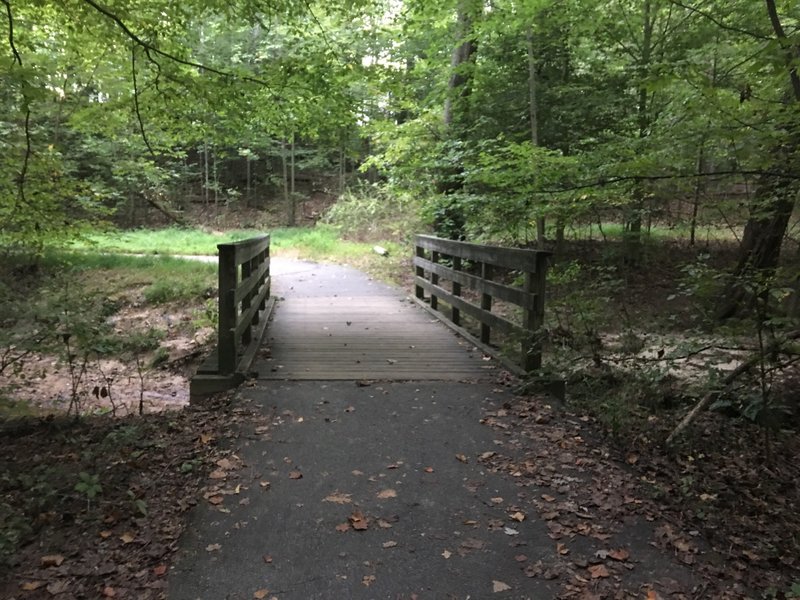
(718, 0, 800, 318)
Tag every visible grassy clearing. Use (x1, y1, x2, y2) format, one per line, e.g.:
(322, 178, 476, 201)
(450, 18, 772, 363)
(558, 221, 741, 243)
(70, 227, 264, 255)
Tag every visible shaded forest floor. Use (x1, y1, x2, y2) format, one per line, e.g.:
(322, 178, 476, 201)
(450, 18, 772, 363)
(1, 230, 798, 597)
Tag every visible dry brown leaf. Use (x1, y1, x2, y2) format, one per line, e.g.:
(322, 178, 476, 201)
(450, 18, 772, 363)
(377, 489, 397, 499)
(288, 470, 303, 480)
(442, 549, 452, 559)
(588, 564, 610, 578)
(40, 554, 64, 567)
(556, 542, 569, 555)
(207, 495, 224, 505)
(103, 587, 116, 597)
(200, 433, 214, 444)
(382, 540, 398, 548)
(490, 497, 504, 505)
(377, 519, 393, 529)
(510, 511, 526, 522)
(99, 530, 113, 539)
(349, 511, 369, 530)
(263, 554, 273, 564)
(254, 589, 269, 599)
(608, 548, 630, 561)
(209, 470, 227, 480)
(216, 458, 234, 470)
(362, 575, 376, 587)
(515, 554, 528, 562)
(424, 466, 434, 473)
(21, 581, 44, 591)
(206, 543, 222, 552)
(455, 453, 468, 463)
(492, 580, 512, 592)
(46, 580, 70, 595)
(323, 492, 352, 504)
(541, 494, 556, 502)
(152, 564, 167, 576)
(120, 532, 135, 544)
(259, 481, 271, 489)
(335, 522, 351, 533)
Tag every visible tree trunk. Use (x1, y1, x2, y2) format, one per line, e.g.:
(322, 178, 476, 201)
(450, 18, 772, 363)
(624, 0, 654, 264)
(437, 0, 480, 240)
(718, 0, 800, 318)
(443, 0, 480, 129)
(527, 27, 546, 250)
(281, 139, 293, 226)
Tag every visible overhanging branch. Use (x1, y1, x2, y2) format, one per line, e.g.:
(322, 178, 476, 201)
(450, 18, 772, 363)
(80, 0, 272, 88)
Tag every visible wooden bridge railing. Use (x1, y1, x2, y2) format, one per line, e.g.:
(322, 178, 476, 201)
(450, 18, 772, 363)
(413, 235, 551, 373)
(190, 234, 275, 400)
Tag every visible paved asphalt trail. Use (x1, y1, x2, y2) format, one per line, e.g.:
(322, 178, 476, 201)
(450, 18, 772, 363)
(169, 259, 694, 599)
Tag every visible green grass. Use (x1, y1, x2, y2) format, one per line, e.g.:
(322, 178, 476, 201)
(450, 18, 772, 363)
(559, 221, 741, 243)
(70, 227, 265, 255)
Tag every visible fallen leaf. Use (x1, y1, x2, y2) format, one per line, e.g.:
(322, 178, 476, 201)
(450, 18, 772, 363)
(259, 481, 271, 489)
(515, 553, 528, 562)
(556, 542, 569, 555)
(288, 470, 303, 480)
(626, 453, 639, 465)
(209, 470, 227, 479)
(541, 494, 556, 502)
(377, 489, 397, 499)
(46, 580, 70, 594)
(504, 527, 519, 536)
(99, 530, 113, 539)
(352, 470, 364, 476)
(362, 575, 376, 587)
(480, 451, 496, 460)
(323, 492, 352, 504)
(254, 589, 269, 599)
(377, 519, 393, 529)
(382, 541, 398, 548)
(424, 466, 434, 473)
(588, 564, 610, 578)
(490, 497, 504, 505)
(200, 433, 214, 444)
(103, 587, 116, 597)
(608, 548, 630, 561)
(349, 511, 369, 530)
(206, 543, 222, 552)
(207, 495, 224, 505)
(216, 458, 234, 470)
(442, 549, 452, 559)
(510, 511, 526, 522)
(263, 554, 273, 564)
(455, 453, 468, 463)
(21, 581, 44, 591)
(40, 554, 65, 567)
(120, 532, 136, 544)
(335, 522, 351, 532)
(492, 580, 512, 592)
(153, 564, 167, 576)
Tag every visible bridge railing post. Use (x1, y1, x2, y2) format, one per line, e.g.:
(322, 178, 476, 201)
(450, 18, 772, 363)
(217, 244, 238, 375)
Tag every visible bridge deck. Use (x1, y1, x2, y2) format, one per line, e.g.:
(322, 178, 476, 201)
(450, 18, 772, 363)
(254, 259, 493, 380)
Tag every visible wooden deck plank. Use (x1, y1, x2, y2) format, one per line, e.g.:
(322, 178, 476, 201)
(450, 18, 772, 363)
(257, 292, 493, 381)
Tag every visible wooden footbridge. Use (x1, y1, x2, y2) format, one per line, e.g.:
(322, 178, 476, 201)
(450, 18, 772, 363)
(190, 234, 550, 399)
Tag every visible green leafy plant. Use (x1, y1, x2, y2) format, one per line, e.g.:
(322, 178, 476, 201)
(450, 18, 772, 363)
(74, 472, 102, 509)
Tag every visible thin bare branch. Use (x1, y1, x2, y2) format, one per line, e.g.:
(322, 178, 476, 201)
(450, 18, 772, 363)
(668, 0, 771, 40)
(79, 0, 272, 88)
(131, 45, 156, 157)
(2, 0, 21, 64)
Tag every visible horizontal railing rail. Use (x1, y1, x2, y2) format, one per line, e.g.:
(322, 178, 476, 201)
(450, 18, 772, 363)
(191, 234, 274, 399)
(413, 234, 551, 372)
(217, 235, 272, 375)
